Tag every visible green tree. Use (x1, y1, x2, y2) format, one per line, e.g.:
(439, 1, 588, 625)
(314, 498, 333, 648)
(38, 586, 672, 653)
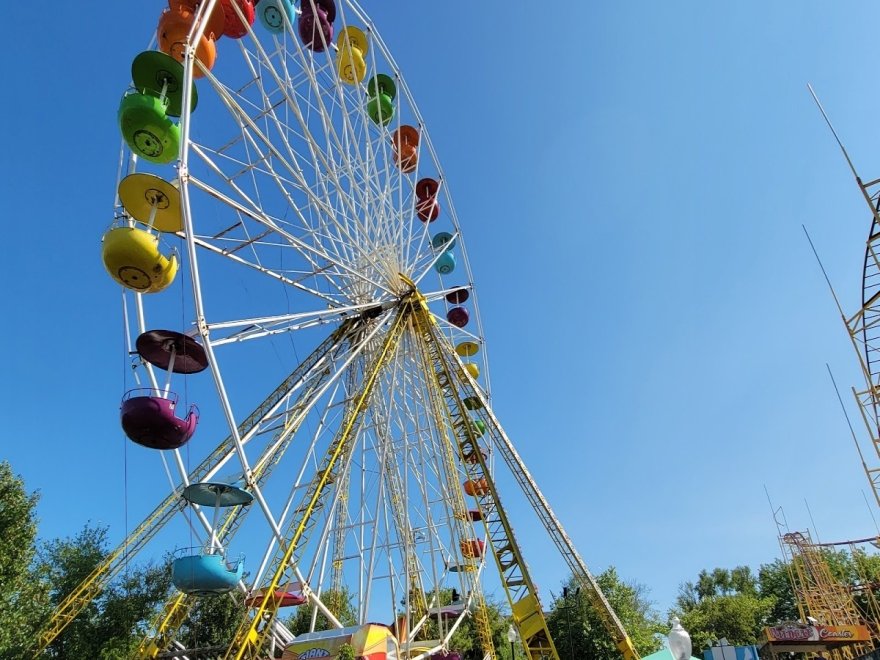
(285, 587, 358, 636)
(757, 559, 798, 624)
(546, 569, 664, 660)
(37, 524, 172, 658)
(178, 592, 247, 652)
(0, 461, 49, 657)
(676, 591, 775, 651)
(675, 564, 782, 651)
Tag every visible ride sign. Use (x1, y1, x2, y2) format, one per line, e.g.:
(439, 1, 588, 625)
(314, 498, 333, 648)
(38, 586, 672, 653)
(762, 624, 870, 645)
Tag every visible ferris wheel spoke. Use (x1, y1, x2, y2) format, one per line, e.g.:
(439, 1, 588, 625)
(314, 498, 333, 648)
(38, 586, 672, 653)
(238, 67, 369, 274)
(322, 58, 403, 261)
(192, 76, 382, 281)
(246, 319, 397, 590)
(227, 311, 408, 658)
(207, 299, 393, 334)
(235, 36, 400, 281)
(187, 140, 351, 274)
(250, 378, 349, 590)
(185, 162, 396, 302)
(371, 368, 428, 620)
(278, 15, 412, 273)
(186, 230, 345, 306)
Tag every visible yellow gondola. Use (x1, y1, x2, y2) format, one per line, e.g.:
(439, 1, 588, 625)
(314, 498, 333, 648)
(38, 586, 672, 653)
(102, 226, 178, 293)
(337, 26, 368, 84)
(455, 341, 479, 357)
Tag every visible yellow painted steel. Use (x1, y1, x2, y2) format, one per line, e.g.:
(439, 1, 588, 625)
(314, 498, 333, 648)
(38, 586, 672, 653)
(34, 325, 354, 656)
(463, 362, 480, 379)
(329, 463, 350, 595)
(411, 314, 497, 660)
(414, 305, 560, 659)
(224, 308, 408, 659)
(137, 325, 358, 657)
(421, 313, 640, 660)
(101, 226, 178, 293)
(780, 531, 876, 660)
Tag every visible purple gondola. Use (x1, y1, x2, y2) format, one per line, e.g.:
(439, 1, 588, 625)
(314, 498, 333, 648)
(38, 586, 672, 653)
(445, 287, 469, 305)
(121, 388, 199, 450)
(447, 307, 469, 328)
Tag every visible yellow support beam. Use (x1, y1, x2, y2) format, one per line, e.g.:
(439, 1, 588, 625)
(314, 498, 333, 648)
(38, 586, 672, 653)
(224, 308, 408, 659)
(413, 307, 556, 660)
(34, 322, 354, 656)
(423, 311, 640, 660)
(411, 314, 496, 659)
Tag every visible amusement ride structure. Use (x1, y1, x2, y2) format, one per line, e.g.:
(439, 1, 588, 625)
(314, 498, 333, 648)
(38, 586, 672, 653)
(33, 1, 638, 658)
(761, 91, 880, 660)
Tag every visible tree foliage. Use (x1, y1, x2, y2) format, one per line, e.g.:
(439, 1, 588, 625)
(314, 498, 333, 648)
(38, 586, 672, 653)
(37, 524, 173, 659)
(546, 568, 664, 660)
(178, 592, 248, 652)
(285, 587, 358, 636)
(675, 552, 880, 654)
(0, 461, 49, 657)
(756, 559, 798, 624)
(674, 565, 776, 650)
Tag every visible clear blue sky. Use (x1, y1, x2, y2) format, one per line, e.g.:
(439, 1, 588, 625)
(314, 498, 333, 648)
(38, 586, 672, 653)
(3, 0, 880, 618)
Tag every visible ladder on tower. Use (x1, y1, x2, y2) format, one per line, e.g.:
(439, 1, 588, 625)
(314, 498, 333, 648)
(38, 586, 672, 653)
(413, 307, 558, 660)
(412, 313, 498, 659)
(414, 303, 639, 660)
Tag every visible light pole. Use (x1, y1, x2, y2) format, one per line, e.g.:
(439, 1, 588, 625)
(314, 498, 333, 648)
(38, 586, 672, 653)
(668, 617, 692, 660)
(508, 623, 518, 659)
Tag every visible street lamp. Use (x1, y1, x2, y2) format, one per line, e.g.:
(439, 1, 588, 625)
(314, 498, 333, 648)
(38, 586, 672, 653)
(508, 623, 518, 659)
(668, 617, 692, 660)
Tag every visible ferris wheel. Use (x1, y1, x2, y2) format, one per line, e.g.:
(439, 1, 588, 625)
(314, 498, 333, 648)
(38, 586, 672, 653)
(35, 2, 639, 659)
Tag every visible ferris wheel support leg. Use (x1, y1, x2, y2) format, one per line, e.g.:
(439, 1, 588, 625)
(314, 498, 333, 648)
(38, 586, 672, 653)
(224, 308, 409, 659)
(37, 324, 354, 656)
(428, 318, 640, 660)
(410, 312, 497, 659)
(413, 307, 558, 660)
(137, 325, 368, 657)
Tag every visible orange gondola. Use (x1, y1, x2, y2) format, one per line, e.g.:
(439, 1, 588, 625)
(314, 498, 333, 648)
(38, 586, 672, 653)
(463, 478, 488, 497)
(158, 7, 218, 78)
(392, 125, 419, 173)
(169, 0, 227, 38)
